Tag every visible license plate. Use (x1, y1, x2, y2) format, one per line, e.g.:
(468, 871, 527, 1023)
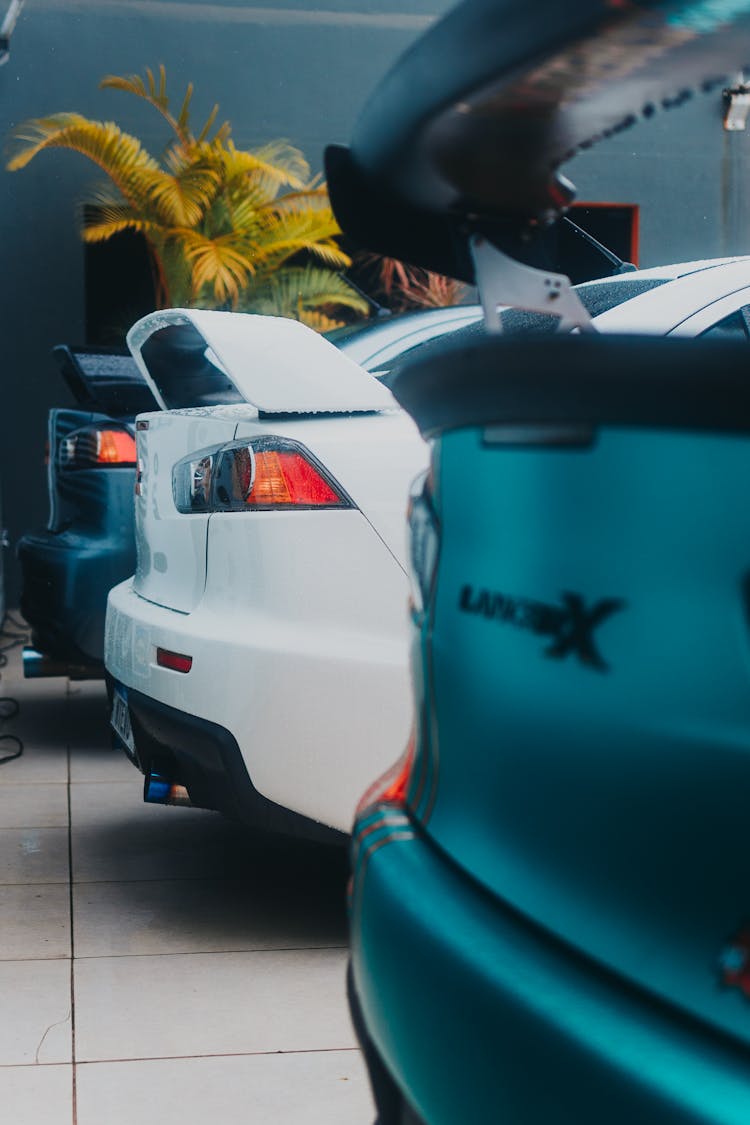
(111, 685, 135, 757)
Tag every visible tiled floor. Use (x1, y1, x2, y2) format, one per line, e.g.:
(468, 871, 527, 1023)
(0, 640, 374, 1124)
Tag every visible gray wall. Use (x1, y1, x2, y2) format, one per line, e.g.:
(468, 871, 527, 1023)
(1, 1, 750, 604)
(0, 0, 453, 602)
(570, 88, 750, 267)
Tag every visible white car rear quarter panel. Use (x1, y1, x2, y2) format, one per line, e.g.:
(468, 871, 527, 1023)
(106, 502, 413, 832)
(133, 407, 249, 613)
(232, 410, 427, 568)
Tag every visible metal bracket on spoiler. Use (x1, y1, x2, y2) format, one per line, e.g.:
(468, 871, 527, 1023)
(470, 236, 594, 335)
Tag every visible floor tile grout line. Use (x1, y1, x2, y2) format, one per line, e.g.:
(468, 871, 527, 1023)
(66, 682, 78, 1125)
(68, 874, 342, 886)
(0, 880, 72, 888)
(0, 824, 70, 830)
(0, 1045, 362, 1069)
(71, 945, 348, 960)
(0, 957, 75, 964)
(0, 783, 70, 792)
(0, 1061, 75, 1069)
(71, 944, 348, 960)
(74, 1046, 363, 1065)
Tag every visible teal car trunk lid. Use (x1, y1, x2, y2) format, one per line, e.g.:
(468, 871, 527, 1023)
(394, 332, 750, 1053)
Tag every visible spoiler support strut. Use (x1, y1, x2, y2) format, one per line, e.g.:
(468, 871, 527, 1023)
(470, 236, 595, 335)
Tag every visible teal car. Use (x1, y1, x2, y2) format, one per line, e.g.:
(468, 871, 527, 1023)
(350, 331, 750, 1125)
(328, 0, 750, 1121)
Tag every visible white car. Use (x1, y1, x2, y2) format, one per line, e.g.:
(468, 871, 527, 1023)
(105, 256, 750, 838)
(104, 306, 481, 840)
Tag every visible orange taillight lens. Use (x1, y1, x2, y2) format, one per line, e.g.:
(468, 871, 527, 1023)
(174, 438, 350, 513)
(250, 451, 341, 507)
(96, 429, 138, 464)
(59, 425, 137, 470)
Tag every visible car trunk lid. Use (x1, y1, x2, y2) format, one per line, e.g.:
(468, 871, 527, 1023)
(127, 309, 395, 415)
(53, 345, 158, 417)
(128, 311, 398, 612)
(400, 331, 750, 1057)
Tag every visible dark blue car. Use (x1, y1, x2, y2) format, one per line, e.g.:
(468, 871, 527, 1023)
(19, 345, 157, 678)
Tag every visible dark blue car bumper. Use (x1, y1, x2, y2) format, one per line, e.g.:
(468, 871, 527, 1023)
(18, 528, 136, 668)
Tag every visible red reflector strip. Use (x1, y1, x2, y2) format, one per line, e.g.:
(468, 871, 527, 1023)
(156, 648, 193, 673)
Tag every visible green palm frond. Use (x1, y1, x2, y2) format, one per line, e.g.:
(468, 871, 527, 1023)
(80, 193, 162, 242)
(263, 184, 333, 214)
(6, 114, 158, 206)
(82, 214, 161, 242)
(196, 104, 224, 144)
(221, 139, 308, 193)
(241, 265, 368, 319)
(7, 68, 367, 330)
(224, 186, 281, 233)
(141, 164, 222, 226)
(102, 66, 190, 144)
(175, 229, 255, 305)
(298, 309, 349, 332)
(249, 216, 351, 273)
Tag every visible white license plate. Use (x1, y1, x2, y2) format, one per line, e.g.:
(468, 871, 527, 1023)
(111, 685, 135, 756)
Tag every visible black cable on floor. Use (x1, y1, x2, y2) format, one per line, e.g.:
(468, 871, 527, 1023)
(0, 612, 26, 766)
(0, 698, 19, 720)
(3, 612, 27, 632)
(0, 735, 22, 765)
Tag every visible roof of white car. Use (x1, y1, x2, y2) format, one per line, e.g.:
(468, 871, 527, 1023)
(612, 256, 750, 280)
(128, 309, 396, 415)
(593, 256, 750, 333)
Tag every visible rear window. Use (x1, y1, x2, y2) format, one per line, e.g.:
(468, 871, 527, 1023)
(381, 276, 669, 383)
(140, 325, 243, 410)
(498, 276, 668, 335)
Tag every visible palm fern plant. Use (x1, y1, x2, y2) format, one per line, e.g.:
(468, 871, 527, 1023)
(7, 67, 368, 329)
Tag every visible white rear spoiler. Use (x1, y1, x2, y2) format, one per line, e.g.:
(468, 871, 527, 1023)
(127, 308, 395, 415)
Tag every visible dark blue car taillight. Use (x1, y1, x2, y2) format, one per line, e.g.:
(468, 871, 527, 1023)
(59, 424, 136, 470)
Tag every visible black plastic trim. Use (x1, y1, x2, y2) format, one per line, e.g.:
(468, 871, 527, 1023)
(119, 682, 346, 845)
(390, 334, 750, 438)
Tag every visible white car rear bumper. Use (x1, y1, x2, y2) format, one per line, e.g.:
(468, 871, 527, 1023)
(105, 510, 414, 833)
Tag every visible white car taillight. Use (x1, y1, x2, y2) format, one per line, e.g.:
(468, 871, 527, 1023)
(59, 424, 137, 470)
(407, 469, 439, 618)
(172, 436, 352, 513)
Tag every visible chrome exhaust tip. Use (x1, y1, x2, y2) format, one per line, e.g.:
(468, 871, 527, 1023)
(22, 646, 103, 680)
(22, 647, 69, 679)
(144, 769, 192, 807)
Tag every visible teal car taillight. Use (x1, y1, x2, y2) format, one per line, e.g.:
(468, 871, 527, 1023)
(406, 471, 439, 620)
